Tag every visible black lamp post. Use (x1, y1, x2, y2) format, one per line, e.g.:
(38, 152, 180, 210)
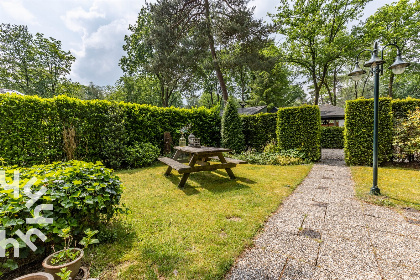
(348, 41, 410, 195)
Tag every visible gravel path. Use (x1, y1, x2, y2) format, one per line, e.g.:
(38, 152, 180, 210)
(226, 149, 420, 280)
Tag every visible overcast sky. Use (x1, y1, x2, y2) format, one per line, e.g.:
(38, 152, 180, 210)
(0, 0, 397, 86)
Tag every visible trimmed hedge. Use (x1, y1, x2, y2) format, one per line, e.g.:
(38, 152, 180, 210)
(321, 127, 344, 149)
(344, 98, 393, 166)
(0, 94, 221, 168)
(276, 105, 321, 161)
(391, 98, 420, 119)
(241, 113, 277, 151)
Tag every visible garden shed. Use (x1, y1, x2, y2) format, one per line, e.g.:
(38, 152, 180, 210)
(319, 104, 345, 127)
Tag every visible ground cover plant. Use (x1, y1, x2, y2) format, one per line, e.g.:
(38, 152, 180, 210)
(0, 161, 124, 276)
(84, 163, 312, 279)
(351, 166, 420, 211)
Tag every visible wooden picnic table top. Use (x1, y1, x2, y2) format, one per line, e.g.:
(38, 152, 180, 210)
(173, 146, 231, 154)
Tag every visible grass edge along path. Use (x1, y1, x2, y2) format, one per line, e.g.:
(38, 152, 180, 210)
(351, 166, 420, 211)
(86, 163, 313, 279)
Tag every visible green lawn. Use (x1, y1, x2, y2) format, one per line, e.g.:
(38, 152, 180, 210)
(86, 163, 312, 279)
(351, 166, 420, 210)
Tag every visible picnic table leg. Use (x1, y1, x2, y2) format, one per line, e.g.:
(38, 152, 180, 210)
(165, 150, 182, 176)
(217, 153, 236, 179)
(178, 154, 197, 188)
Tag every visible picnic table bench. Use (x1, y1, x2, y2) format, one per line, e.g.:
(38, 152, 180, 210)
(158, 146, 243, 188)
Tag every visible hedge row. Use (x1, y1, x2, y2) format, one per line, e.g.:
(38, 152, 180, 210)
(344, 98, 393, 165)
(241, 113, 277, 151)
(277, 105, 321, 161)
(321, 127, 344, 149)
(344, 97, 420, 166)
(391, 97, 420, 119)
(0, 95, 221, 168)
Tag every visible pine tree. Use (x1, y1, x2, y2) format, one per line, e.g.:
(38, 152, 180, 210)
(221, 99, 245, 153)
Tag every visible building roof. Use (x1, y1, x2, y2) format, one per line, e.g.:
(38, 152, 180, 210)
(319, 104, 345, 120)
(0, 88, 24, 95)
(237, 105, 267, 115)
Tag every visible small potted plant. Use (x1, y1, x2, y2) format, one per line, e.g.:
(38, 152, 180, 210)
(42, 227, 98, 280)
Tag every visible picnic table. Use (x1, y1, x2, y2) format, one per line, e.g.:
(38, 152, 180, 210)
(158, 146, 246, 188)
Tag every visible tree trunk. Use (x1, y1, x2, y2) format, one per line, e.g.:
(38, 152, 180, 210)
(324, 81, 333, 105)
(388, 72, 394, 98)
(204, 0, 229, 102)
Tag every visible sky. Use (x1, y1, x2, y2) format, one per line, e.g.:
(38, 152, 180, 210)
(0, 0, 398, 87)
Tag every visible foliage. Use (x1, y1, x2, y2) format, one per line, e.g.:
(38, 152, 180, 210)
(276, 105, 321, 161)
(221, 99, 245, 153)
(0, 94, 221, 167)
(50, 227, 99, 266)
(0, 161, 124, 272)
(56, 268, 71, 280)
(233, 149, 308, 165)
(355, 0, 420, 98)
(272, 0, 370, 104)
(391, 97, 420, 119)
(125, 142, 160, 168)
(86, 164, 312, 278)
(0, 24, 77, 97)
(321, 127, 344, 149)
(120, 0, 271, 104)
(393, 107, 420, 162)
(344, 98, 393, 165)
(241, 113, 277, 151)
(120, 4, 203, 107)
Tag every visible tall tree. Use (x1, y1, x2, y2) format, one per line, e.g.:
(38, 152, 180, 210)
(357, 0, 420, 98)
(0, 24, 76, 97)
(120, 3, 205, 107)
(272, 0, 371, 105)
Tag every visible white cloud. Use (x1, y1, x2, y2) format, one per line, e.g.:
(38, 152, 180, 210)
(61, 6, 106, 33)
(0, 0, 38, 26)
(84, 19, 130, 50)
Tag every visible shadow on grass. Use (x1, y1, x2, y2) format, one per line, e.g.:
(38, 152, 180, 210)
(86, 219, 138, 276)
(165, 170, 254, 195)
(359, 192, 420, 210)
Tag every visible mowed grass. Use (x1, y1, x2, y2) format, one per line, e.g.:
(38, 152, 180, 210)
(87, 163, 312, 279)
(351, 166, 420, 210)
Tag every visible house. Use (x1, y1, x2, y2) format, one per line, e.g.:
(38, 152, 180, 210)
(237, 105, 268, 115)
(319, 104, 345, 127)
(233, 104, 345, 127)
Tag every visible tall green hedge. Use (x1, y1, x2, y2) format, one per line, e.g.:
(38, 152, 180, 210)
(321, 127, 344, 149)
(241, 113, 277, 151)
(344, 98, 393, 166)
(276, 105, 321, 161)
(0, 94, 221, 167)
(391, 97, 420, 119)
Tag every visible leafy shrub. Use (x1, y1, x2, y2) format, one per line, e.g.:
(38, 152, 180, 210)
(233, 149, 308, 166)
(0, 160, 126, 273)
(344, 98, 393, 166)
(263, 139, 277, 153)
(125, 142, 160, 168)
(321, 127, 344, 149)
(241, 113, 277, 151)
(0, 94, 221, 168)
(393, 107, 420, 162)
(276, 105, 321, 161)
(221, 100, 245, 153)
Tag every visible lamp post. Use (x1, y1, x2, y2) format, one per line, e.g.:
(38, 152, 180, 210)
(348, 41, 410, 195)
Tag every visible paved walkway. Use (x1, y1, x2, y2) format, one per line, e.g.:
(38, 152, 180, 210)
(227, 149, 420, 280)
